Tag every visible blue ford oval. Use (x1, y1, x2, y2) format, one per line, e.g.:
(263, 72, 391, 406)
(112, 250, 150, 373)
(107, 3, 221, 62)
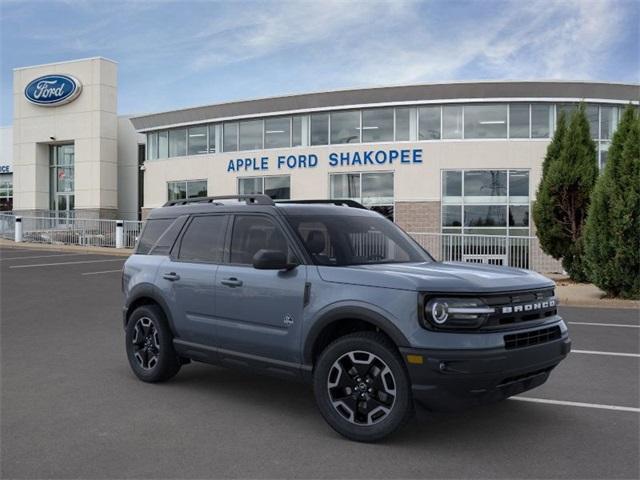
(24, 74, 82, 106)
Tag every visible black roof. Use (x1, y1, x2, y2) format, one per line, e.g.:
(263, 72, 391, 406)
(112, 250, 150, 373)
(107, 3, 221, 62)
(147, 196, 374, 220)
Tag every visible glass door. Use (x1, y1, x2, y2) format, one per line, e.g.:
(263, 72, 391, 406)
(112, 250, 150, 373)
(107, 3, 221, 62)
(50, 144, 75, 222)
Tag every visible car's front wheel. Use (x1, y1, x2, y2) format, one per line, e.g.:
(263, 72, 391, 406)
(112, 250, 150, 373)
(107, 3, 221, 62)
(125, 304, 181, 382)
(313, 332, 414, 442)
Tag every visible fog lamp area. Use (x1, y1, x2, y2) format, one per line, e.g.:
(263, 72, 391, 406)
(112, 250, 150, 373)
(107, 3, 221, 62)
(423, 297, 494, 329)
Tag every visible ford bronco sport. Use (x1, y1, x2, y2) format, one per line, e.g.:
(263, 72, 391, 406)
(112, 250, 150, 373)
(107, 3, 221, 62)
(122, 195, 571, 442)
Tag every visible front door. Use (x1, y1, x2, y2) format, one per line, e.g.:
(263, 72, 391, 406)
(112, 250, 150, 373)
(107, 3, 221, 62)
(214, 214, 307, 364)
(157, 214, 228, 345)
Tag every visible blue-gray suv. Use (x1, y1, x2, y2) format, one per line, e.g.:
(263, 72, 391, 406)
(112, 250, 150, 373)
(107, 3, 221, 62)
(122, 195, 571, 442)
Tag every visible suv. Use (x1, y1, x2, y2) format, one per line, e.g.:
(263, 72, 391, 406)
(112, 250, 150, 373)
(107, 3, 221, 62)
(122, 195, 571, 442)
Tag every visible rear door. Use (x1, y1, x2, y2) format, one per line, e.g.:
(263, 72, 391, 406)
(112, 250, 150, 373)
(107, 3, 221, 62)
(157, 214, 229, 346)
(214, 214, 307, 364)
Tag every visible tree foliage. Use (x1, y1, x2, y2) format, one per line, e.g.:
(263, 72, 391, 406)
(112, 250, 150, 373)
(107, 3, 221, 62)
(584, 106, 640, 298)
(533, 105, 598, 281)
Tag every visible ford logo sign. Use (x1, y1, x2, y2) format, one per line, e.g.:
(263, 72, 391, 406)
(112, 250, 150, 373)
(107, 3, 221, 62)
(24, 74, 82, 106)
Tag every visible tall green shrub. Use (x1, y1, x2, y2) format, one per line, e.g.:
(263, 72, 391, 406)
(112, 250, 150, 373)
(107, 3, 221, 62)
(533, 105, 598, 281)
(584, 106, 640, 298)
(533, 112, 567, 261)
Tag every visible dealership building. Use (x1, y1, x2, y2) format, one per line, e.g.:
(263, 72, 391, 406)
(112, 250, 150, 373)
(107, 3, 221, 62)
(5, 57, 639, 239)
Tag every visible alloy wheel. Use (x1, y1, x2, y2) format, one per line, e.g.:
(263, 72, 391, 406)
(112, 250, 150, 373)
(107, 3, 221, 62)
(132, 317, 160, 370)
(327, 350, 396, 425)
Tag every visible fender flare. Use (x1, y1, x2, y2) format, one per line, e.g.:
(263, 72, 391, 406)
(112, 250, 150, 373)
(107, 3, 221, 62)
(302, 305, 410, 365)
(124, 284, 177, 336)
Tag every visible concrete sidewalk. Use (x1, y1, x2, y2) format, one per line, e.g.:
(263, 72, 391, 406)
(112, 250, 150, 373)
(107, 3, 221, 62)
(1, 239, 638, 309)
(0, 238, 132, 257)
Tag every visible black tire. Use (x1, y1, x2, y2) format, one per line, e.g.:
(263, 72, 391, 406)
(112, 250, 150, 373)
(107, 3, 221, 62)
(125, 304, 181, 383)
(313, 331, 414, 442)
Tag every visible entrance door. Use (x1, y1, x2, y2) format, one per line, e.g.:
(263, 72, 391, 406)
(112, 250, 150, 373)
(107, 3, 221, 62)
(50, 144, 75, 222)
(214, 214, 307, 364)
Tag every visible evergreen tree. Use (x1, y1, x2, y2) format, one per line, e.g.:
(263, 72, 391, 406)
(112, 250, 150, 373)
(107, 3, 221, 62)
(533, 112, 567, 259)
(584, 106, 640, 298)
(533, 104, 598, 281)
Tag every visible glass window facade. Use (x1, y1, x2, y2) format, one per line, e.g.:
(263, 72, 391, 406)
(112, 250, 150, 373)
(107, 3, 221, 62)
(442, 169, 529, 236)
(419, 106, 441, 140)
(223, 122, 238, 152)
(239, 120, 263, 151)
(395, 107, 411, 141)
(168, 128, 187, 157)
(442, 105, 463, 139)
(310, 113, 329, 145)
(531, 104, 552, 138)
(238, 176, 290, 200)
(265, 117, 291, 149)
(330, 110, 360, 144)
(158, 131, 168, 159)
(292, 116, 303, 147)
(167, 180, 207, 201)
(464, 104, 507, 139)
(142, 102, 624, 160)
(187, 126, 208, 156)
(509, 104, 529, 138)
(362, 108, 394, 143)
(330, 172, 394, 219)
(0, 173, 13, 211)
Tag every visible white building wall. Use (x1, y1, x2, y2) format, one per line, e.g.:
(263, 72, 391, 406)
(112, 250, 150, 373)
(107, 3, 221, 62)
(142, 140, 549, 209)
(12, 57, 118, 216)
(0, 126, 13, 170)
(117, 116, 144, 220)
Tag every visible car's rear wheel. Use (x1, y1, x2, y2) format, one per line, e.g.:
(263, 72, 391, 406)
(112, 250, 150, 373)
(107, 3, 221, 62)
(313, 331, 413, 442)
(125, 304, 181, 382)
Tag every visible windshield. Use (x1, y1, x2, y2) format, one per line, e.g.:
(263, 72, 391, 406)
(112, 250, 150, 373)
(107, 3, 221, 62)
(286, 214, 433, 266)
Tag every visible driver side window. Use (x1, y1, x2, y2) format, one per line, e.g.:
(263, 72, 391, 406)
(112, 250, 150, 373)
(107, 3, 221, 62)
(229, 215, 295, 265)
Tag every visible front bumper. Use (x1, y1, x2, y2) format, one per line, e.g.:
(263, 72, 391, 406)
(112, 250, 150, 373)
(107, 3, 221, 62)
(400, 334, 571, 411)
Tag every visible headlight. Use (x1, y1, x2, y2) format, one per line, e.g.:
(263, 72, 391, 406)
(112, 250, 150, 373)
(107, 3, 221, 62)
(423, 297, 495, 329)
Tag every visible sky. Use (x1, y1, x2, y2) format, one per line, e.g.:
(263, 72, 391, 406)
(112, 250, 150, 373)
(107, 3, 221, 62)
(0, 0, 638, 126)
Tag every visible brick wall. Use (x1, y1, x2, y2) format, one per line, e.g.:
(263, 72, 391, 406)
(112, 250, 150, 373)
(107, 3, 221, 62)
(394, 201, 441, 233)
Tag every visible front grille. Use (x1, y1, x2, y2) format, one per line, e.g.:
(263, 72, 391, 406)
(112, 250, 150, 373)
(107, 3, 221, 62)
(504, 326, 561, 350)
(481, 288, 557, 329)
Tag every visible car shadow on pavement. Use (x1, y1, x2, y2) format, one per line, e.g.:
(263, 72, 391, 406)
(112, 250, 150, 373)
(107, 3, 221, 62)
(127, 361, 565, 445)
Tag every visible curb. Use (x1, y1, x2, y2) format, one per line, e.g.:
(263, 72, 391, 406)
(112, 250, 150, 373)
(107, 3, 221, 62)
(0, 239, 132, 257)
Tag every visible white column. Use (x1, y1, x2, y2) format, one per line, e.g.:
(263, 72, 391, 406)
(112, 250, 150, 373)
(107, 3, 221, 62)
(116, 220, 124, 248)
(14, 216, 23, 243)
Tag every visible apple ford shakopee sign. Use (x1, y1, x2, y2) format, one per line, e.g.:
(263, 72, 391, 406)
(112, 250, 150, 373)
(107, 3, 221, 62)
(24, 74, 82, 106)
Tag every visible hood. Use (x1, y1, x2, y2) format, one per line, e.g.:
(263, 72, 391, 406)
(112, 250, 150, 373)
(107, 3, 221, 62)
(316, 261, 554, 293)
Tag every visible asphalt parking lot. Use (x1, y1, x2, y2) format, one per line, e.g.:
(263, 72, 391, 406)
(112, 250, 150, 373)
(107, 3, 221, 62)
(1, 245, 638, 479)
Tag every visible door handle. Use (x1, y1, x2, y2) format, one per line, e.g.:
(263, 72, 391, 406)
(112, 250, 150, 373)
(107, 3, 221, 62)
(221, 277, 243, 287)
(162, 272, 180, 281)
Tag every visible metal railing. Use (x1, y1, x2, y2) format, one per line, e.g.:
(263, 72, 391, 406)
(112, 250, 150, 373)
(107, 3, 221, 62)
(2, 215, 564, 273)
(123, 220, 143, 249)
(4, 215, 144, 249)
(409, 232, 563, 273)
(0, 213, 15, 240)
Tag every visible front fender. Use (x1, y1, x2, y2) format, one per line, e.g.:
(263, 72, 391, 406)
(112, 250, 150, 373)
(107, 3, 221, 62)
(302, 302, 411, 365)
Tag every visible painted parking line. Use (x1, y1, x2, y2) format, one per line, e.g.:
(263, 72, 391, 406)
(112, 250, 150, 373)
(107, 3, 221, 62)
(572, 349, 640, 358)
(1, 253, 87, 261)
(512, 396, 640, 413)
(10, 258, 125, 269)
(568, 321, 640, 328)
(82, 269, 122, 276)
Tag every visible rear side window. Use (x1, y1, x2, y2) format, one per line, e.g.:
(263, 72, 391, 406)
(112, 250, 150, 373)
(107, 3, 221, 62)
(136, 218, 174, 255)
(149, 216, 188, 255)
(178, 215, 227, 263)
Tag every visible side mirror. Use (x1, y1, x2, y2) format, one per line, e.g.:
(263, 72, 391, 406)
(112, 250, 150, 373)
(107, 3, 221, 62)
(252, 249, 295, 270)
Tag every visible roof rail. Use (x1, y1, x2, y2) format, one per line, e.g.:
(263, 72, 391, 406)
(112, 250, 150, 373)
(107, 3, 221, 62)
(163, 194, 275, 207)
(275, 199, 367, 209)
